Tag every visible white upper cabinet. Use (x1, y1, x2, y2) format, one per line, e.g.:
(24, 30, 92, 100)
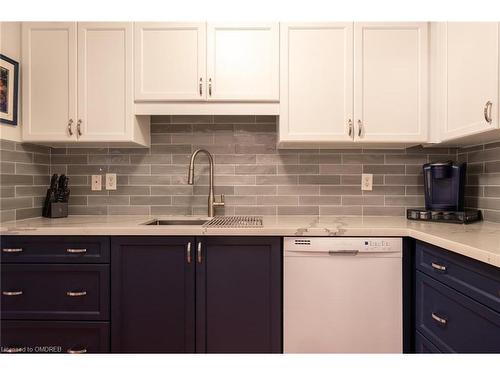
(22, 22, 149, 146)
(206, 23, 279, 101)
(134, 23, 206, 101)
(354, 23, 428, 144)
(434, 22, 499, 142)
(22, 22, 77, 142)
(134, 22, 279, 103)
(78, 22, 134, 142)
(279, 23, 354, 144)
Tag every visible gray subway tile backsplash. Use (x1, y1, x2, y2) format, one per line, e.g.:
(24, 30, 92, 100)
(1, 115, 499, 222)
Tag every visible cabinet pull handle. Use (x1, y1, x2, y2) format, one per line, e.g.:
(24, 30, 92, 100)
(484, 101, 493, 124)
(2, 248, 23, 253)
(431, 262, 447, 272)
(347, 119, 353, 137)
(199, 78, 203, 96)
(186, 242, 192, 264)
(66, 291, 87, 297)
(2, 291, 23, 296)
(68, 119, 74, 136)
(431, 312, 447, 325)
(357, 120, 363, 137)
(77, 119, 83, 136)
(3, 347, 24, 353)
(208, 78, 212, 97)
(67, 347, 87, 354)
(197, 242, 202, 264)
(66, 248, 87, 254)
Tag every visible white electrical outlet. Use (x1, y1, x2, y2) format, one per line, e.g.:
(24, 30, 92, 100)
(91, 175, 102, 191)
(361, 173, 373, 191)
(106, 173, 117, 190)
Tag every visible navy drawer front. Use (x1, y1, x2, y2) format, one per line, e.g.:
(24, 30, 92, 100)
(0, 236, 110, 264)
(1, 264, 109, 321)
(416, 241, 500, 313)
(416, 271, 500, 353)
(415, 331, 441, 353)
(1, 321, 109, 353)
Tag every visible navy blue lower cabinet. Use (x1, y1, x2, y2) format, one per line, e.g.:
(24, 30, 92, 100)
(415, 331, 441, 353)
(196, 236, 282, 353)
(111, 237, 196, 353)
(415, 270, 500, 353)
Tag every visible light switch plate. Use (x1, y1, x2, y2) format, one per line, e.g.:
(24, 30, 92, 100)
(91, 175, 102, 191)
(106, 173, 117, 190)
(361, 173, 373, 191)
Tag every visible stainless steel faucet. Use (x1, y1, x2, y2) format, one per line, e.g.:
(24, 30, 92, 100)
(187, 149, 224, 217)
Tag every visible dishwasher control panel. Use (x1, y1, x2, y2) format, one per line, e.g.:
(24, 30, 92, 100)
(284, 237, 402, 255)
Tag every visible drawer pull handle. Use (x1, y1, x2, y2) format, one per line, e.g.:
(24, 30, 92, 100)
(2, 248, 23, 253)
(66, 248, 87, 254)
(67, 347, 87, 354)
(66, 291, 87, 297)
(2, 291, 23, 296)
(431, 312, 447, 325)
(197, 242, 202, 264)
(186, 242, 192, 264)
(431, 262, 447, 272)
(3, 347, 24, 353)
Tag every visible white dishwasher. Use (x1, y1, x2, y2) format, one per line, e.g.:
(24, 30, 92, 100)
(284, 237, 402, 353)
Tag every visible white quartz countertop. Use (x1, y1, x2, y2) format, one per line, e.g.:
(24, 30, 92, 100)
(1, 215, 500, 268)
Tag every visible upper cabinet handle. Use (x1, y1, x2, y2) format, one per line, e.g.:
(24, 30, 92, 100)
(208, 78, 212, 97)
(68, 119, 74, 136)
(77, 119, 83, 136)
(484, 101, 493, 124)
(199, 78, 203, 96)
(357, 120, 363, 137)
(347, 119, 353, 137)
(2, 248, 23, 253)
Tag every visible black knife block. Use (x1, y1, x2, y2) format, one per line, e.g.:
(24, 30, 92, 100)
(45, 202, 68, 218)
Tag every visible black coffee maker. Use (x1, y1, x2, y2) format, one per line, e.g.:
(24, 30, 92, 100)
(407, 161, 482, 224)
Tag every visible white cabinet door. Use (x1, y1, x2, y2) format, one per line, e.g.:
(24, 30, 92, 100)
(207, 23, 279, 101)
(77, 22, 133, 141)
(279, 23, 354, 144)
(437, 22, 499, 141)
(134, 22, 206, 101)
(354, 23, 428, 143)
(22, 22, 77, 142)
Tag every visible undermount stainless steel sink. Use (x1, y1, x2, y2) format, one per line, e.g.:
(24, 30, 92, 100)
(143, 219, 209, 226)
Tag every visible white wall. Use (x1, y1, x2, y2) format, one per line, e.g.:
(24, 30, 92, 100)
(0, 22, 22, 142)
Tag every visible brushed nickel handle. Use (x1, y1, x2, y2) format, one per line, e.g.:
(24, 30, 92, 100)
(484, 101, 493, 124)
(348, 119, 353, 137)
(431, 262, 447, 272)
(186, 242, 192, 264)
(199, 78, 203, 96)
(66, 248, 87, 254)
(66, 291, 87, 297)
(197, 242, 202, 264)
(68, 119, 74, 136)
(2, 248, 23, 253)
(77, 119, 82, 136)
(208, 78, 212, 97)
(357, 119, 363, 137)
(67, 347, 87, 354)
(2, 291, 23, 296)
(3, 347, 24, 353)
(431, 312, 447, 325)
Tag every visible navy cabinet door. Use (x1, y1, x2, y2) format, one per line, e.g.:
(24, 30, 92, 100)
(196, 236, 282, 353)
(111, 237, 195, 353)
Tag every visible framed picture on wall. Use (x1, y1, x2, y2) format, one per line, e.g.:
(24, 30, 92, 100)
(0, 54, 19, 126)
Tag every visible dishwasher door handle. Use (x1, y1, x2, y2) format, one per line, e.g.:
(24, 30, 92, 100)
(328, 250, 359, 255)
